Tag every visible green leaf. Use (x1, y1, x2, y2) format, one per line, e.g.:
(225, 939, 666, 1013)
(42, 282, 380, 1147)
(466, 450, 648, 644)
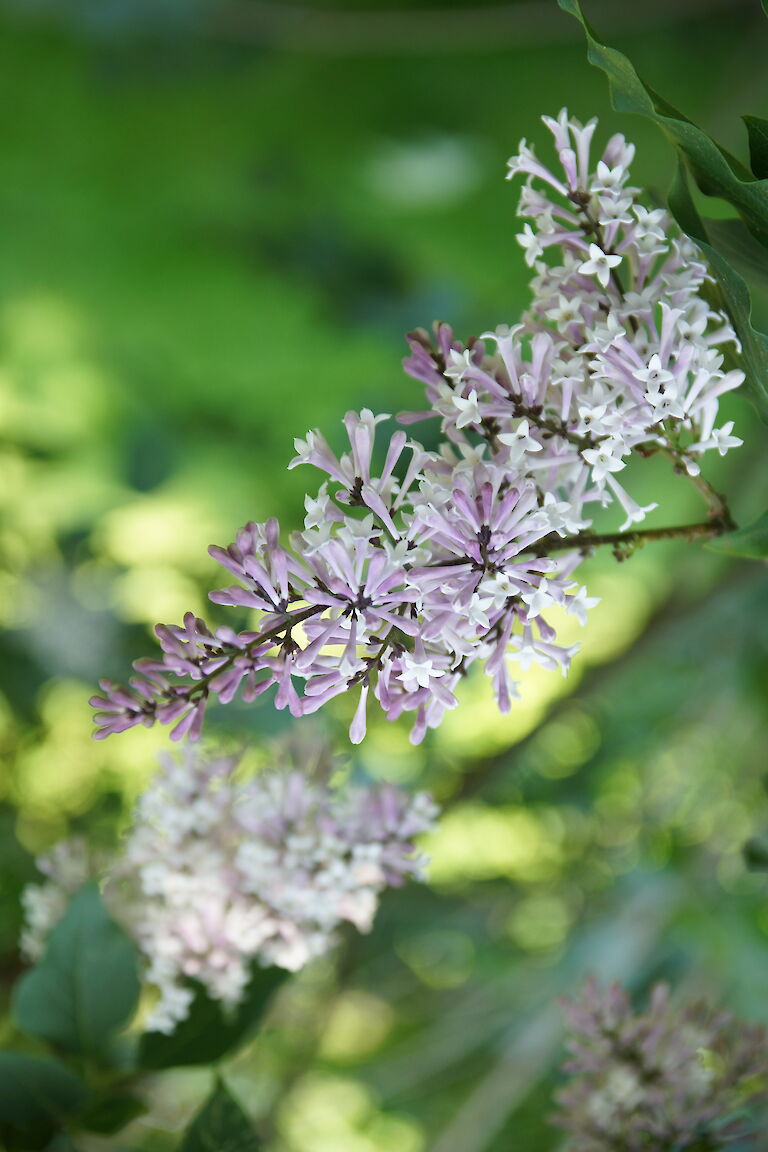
(0, 1051, 86, 1148)
(45, 1137, 79, 1152)
(12, 883, 141, 1056)
(557, 0, 768, 247)
(705, 510, 768, 559)
(138, 965, 286, 1070)
(704, 218, 768, 291)
(0, 804, 37, 958)
(178, 1079, 260, 1152)
(743, 835, 768, 870)
(78, 1093, 147, 1135)
(743, 115, 768, 180)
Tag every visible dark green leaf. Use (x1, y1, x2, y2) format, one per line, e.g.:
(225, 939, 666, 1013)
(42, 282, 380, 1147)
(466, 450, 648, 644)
(139, 965, 286, 1070)
(743, 115, 768, 180)
(12, 883, 141, 1056)
(0, 1051, 86, 1147)
(178, 1079, 260, 1152)
(704, 218, 768, 291)
(743, 835, 768, 870)
(557, 0, 768, 246)
(78, 1093, 147, 1135)
(45, 1136, 79, 1152)
(706, 510, 768, 559)
(0, 804, 37, 958)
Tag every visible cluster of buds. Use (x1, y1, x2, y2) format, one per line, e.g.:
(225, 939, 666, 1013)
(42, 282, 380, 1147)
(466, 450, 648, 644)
(555, 979, 768, 1149)
(91, 110, 743, 746)
(21, 747, 437, 1034)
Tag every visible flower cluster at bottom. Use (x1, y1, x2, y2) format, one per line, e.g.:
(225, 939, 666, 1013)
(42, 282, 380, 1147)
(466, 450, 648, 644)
(555, 978, 768, 1150)
(21, 747, 437, 1034)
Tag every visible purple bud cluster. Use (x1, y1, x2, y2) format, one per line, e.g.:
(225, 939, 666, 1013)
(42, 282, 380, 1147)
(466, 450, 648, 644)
(555, 978, 768, 1149)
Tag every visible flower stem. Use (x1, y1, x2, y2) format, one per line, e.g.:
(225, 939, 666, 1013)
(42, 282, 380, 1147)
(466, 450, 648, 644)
(528, 516, 733, 556)
(183, 602, 325, 701)
(659, 444, 735, 528)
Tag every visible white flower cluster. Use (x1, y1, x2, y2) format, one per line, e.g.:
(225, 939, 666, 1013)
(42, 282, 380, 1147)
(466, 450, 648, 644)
(21, 749, 437, 1034)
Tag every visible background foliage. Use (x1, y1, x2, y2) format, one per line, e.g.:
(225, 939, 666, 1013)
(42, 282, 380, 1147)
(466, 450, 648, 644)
(1, 0, 768, 1149)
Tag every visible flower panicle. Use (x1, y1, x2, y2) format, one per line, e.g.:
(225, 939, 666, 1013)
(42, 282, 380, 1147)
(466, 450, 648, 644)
(21, 747, 439, 1035)
(91, 109, 744, 745)
(554, 977, 768, 1150)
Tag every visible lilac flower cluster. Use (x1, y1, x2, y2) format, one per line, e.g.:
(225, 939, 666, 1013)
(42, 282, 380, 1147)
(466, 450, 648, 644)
(22, 748, 437, 1034)
(555, 979, 768, 1150)
(91, 110, 743, 746)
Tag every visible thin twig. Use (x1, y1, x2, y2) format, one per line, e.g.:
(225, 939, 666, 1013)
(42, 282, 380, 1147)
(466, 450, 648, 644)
(526, 517, 732, 556)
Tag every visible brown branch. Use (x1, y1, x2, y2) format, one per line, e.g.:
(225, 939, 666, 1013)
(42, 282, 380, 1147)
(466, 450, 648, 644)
(658, 445, 735, 528)
(526, 517, 733, 556)
(180, 601, 325, 701)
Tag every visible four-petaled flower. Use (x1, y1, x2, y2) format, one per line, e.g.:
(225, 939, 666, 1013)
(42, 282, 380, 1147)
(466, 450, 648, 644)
(578, 242, 622, 288)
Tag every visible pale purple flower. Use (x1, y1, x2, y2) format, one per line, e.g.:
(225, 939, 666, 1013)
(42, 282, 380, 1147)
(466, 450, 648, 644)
(555, 978, 768, 1150)
(91, 109, 744, 746)
(578, 243, 622, 289)
(24, 747, 438, 1035)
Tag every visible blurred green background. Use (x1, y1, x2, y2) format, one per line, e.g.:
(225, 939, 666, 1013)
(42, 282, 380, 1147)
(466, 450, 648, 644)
(1, 0, 768, 1148)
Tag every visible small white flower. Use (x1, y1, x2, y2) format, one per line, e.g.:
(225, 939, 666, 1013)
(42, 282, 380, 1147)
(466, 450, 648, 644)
(517, 223, 545, 267)
(594, 160, 624, 190)
(633, 353, 675, 390)
(444, 348, 475, 382)
(452, 388, 482, 429)
(547, 293, 584, 329)
(689, 420, 742, 457)
(577, 243, 622, 288)
(531, 491, 588, 537)
(582, 441, 626, 484)
(304, 484, 334, 530)
(521, 578, 555, 619)
(291, 430, 320, 464)
(645, 387, 686, 421)
(564, 585, 601, 626)
(478, 571, 516, 611)
(400, 652, 443, 692)
(497, 418, 543, 462)
(595, 192, 634, 227)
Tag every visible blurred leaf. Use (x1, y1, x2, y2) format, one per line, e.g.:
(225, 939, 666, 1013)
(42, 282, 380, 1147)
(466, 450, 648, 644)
(177, 1079, 260, 1152)
(743, 836, 768, 870)
(0, 1052, 86, 1149)
(704, 218, 768, 291)
(743, 116, 768, 180)
(12, 883, 140, 1056)
(0, 805, 37, 959)
(558, 0, 768, 245)
(705, 510, 768, 559)
(138, 965, 286, 1070)
(77, 1093, 146, 1135)
(45, 1137, 79, 1152)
